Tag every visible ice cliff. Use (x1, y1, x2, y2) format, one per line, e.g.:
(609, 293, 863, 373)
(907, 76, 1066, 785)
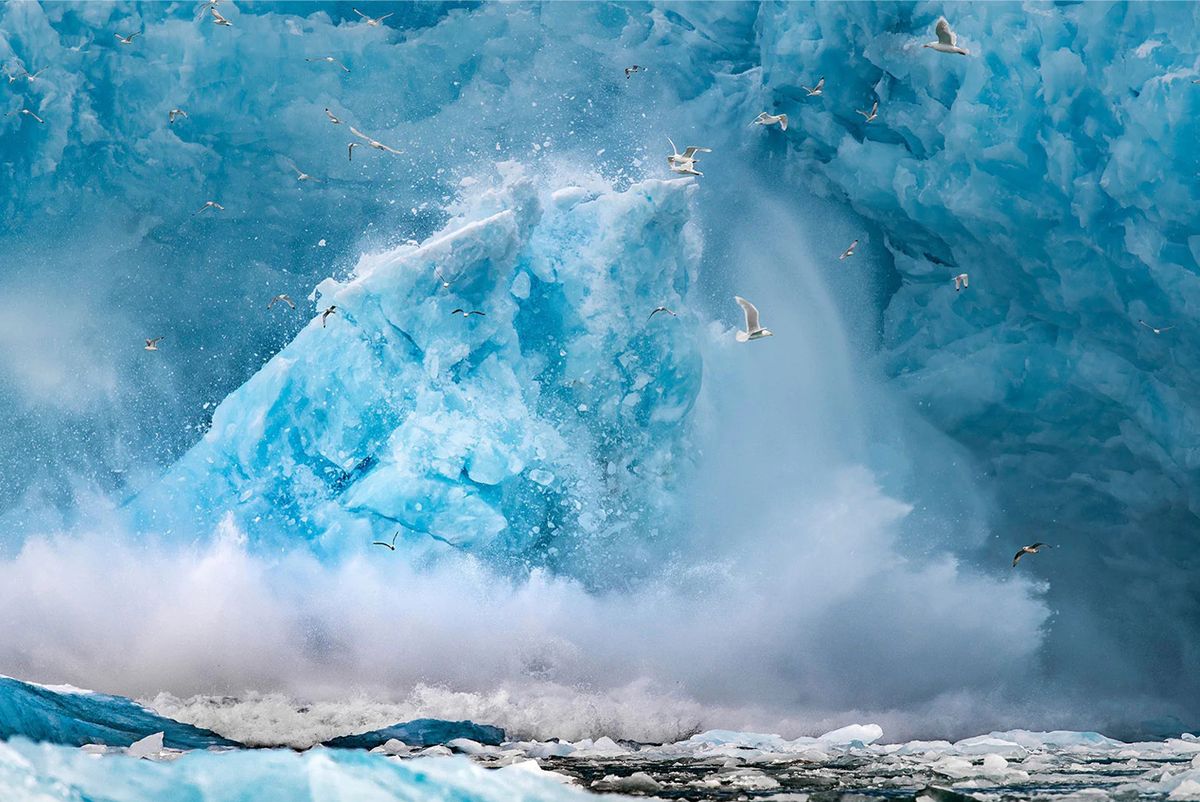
(2, 0, 1200, 732)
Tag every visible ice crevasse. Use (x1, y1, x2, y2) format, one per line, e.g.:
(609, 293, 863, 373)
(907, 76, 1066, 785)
(134, 169, 704, 575)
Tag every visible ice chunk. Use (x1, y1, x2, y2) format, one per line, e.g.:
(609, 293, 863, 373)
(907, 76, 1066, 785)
(0, 676, 237, 750)
(818, 723, 883, 745)
(126, 732, 164, 760)
(134, 172, 702, 570)
(324, 719, 506, 750)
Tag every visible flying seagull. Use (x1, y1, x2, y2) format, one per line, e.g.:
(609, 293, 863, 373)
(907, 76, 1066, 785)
(115, 32, 140, 45)
(354, 8, 393, 26)
(954, 273, 969, 291)
(857, 101, 879, 122)
(269, 294, 296, 309)
(307, 56, 349, 72)
(734, 296, 773, 342)
(452, 308, 486, 317)
(1012, 542, 1049, 567)
(434, 268, 458, 289)
(144, 337, 164, 351)
(168, 108, 188, 124)
(839, 239, 859, 260)
(321, 305, 337, 327)
(751, 112, 788, 131)
(288, 161, 319, 182)
(347, 142, 358, 161)
(624, 65, 641, 79)
(924, 17, 969, 56)
(8, 68, 46, 84)
(667, 137, 711, 177)
(195, 200, 224, 214)
(648, 306, 677, 321)
(372, 531, 399, 550)
(802, 76, 825, 96)
(8, 108, 44, 124)
(1138, 319, 1174, 335)
(324, 108, 342, 124)
(350, 125, 402, 154)
(209, 5, 232, 26)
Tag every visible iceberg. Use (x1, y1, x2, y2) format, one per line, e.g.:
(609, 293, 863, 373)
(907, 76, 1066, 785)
(324, 719, 505, 750)
(132, 170, 703, 576)
(0, 676, 236, 750)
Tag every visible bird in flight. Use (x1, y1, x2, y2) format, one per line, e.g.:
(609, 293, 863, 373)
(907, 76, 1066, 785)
(434, 269, 458, 289)
(347, 142, 358, 161)
(210, 6, 232, 26)
(115, 32, 140, 45)
(195, 200, 224, 214)
(325, 108, 342, 125)
(751, 112, 788, 131)
(8, 108, 44, 124)
(667, 138, 711, 177)
(144, 337, 164, 351)
(8, 68, 45, 84)
(307, 56, 349, 72)
(857, 101, 879, 122)
(321, 305, 337, 327)
(624, 65, 641, 79)
(648, 306, 677, 321)
(350, 125, 402, 154)
(924, 17, 969, 56)
(372, 531, 399, 550)
(354, 8, 394, 26)
(1138, 319, 1174, 335)
(288, 161, 319, 182)
(1012, 542, 1049, 567)
(452, 308, 486, 317)
(802, 76, 825, 96)
(269, 294, 296, 309)
(734, 296, 773, 342)
(954, 273, 969, 291)
(839, 239, 859, 260)
(168, 108, 188, 124)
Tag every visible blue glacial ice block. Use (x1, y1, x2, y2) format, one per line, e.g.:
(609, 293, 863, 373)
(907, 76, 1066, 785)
(0, 740, 589, 802)
(133, 170, 703, 572)
(0, 676, 238, 749)
(323, 718, 505, 750)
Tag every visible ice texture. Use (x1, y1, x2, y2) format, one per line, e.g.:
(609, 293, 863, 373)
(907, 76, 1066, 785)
(133, 170, 701, 572)
(0, 741, 594, 802)
(0, 676, 236, 749)
(325, 719, 506, 750)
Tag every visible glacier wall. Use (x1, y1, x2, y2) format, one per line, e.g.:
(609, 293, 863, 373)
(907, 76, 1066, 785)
(0, 0, 1197, 737)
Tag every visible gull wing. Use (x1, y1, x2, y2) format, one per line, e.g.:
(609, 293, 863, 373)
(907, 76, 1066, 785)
(777, 113, 788, 131)
(935, 17, 955, 46)
(681, 146, 711, 159)
(735, 296, 761, 333)
(815, 77, 825, 90)
(349, 126, 372, 144)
